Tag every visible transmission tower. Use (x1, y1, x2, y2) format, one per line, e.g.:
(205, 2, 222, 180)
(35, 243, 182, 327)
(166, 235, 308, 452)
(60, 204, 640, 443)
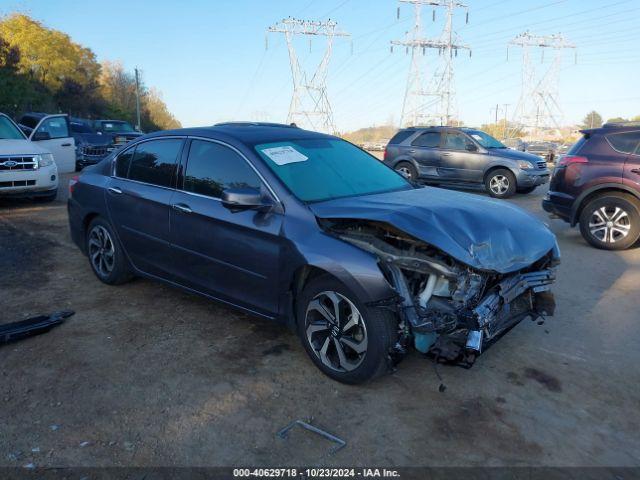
(391, 0, 470, 127)
(509, 31, 576, 138)
(266, 17, 349, 134)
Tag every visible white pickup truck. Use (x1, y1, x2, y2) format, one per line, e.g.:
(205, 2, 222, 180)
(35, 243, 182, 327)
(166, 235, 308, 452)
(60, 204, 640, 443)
(0, 113, 63, 202)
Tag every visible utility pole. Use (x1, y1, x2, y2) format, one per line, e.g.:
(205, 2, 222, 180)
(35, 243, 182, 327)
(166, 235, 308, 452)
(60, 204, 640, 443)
(134, 67, 141, 132)
(502, 103, 510, 139)
(508, 31, 575, 139)
(391, 0, 470, 128)
(266, 17, 350, 134)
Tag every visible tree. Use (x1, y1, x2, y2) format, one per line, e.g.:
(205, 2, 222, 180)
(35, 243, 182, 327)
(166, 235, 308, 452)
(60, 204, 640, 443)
(0, 14, 101, 92)
(606, 117, 628, 124)
(582, 111, 603, 129)
(480, 120, 523, 140)
(632, 115, 640, 122)
(144, 88, 181, 130)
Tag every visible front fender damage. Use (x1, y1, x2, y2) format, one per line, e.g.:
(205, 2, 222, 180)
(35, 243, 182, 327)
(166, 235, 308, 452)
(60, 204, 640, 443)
(320, 218, 558, 368)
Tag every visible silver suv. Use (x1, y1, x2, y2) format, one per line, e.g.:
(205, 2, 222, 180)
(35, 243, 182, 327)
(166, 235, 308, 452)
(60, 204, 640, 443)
(383, 126, 550, 198)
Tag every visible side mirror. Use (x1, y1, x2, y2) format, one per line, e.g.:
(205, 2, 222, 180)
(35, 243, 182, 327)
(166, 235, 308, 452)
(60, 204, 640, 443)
(32, 131, 51, 141)
(221, 187, 272, 213)
(465, 143, 478, 152)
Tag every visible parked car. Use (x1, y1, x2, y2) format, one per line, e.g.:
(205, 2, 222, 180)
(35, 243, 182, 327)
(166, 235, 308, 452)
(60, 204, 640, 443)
(0, 112, 58, 202)
(503, 137, 526, 151)
(525, 141, 558, 164)
(70, 118, 115, 171)
(543, 123, 640, 250)
(17, 112, 76, 173)
(68, 123, 559, 383)
(91, 119, 143, 147)
(383, 126, 550, 198)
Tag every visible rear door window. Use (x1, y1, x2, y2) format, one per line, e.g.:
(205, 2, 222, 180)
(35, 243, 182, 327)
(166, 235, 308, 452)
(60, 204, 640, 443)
(127, 139, 183, 187)
(606, 131, 640, 155)
(411, 131, 441, 148)
(182, 140, 261, 198)
(389, 130, 414, 145)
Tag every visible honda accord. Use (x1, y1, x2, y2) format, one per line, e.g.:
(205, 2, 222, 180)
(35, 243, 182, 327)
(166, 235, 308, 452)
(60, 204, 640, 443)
(68, 122, 559, 383)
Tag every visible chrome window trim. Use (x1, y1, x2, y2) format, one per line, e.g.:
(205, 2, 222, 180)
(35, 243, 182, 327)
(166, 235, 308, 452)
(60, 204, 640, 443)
(605, 130, 640, 157)
(110, 135, 186, 180)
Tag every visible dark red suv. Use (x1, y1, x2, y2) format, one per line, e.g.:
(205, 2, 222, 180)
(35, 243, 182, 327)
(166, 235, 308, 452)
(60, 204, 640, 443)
(543, 123, 640, 250)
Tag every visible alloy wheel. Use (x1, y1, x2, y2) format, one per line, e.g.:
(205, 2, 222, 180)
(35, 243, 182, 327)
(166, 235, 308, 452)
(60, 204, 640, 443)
(88, 225, 115, 278)
(305, 291, 368, 372)
(489, 174, 510, 195)
(588, 206, 631, 244)
(396, 166, 413, 180)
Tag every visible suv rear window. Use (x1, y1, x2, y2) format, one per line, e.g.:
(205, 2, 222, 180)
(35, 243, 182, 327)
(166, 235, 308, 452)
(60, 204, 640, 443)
(567, 136, 588, 155)
(606, 131, 640, 155)
(388, 131, 414, 145)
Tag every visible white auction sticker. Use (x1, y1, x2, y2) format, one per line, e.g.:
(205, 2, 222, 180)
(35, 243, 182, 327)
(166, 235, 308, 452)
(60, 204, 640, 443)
(261, 146, 308, 165)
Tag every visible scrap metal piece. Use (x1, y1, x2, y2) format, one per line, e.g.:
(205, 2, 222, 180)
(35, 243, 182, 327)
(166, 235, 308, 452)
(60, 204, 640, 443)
(0, 311, 74, 345)
(277, 419, 346, 455)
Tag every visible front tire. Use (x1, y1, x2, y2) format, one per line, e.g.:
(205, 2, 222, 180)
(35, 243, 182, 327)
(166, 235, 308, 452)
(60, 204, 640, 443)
(579, 193, 640, 250)
(296, 275, 397, 384)
(86, 217, 133, 285)
(485, 168, 516, 198)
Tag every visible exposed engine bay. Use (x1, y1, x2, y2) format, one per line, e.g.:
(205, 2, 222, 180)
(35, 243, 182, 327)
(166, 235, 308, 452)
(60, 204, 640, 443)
(321, 219, 558, 367)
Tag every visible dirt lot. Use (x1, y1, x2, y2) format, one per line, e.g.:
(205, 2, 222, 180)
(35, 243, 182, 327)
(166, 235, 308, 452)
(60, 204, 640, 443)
(1, 172, 639, 468)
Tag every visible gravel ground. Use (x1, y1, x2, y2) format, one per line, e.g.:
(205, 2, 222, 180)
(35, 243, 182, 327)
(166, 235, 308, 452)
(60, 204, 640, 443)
(0, 172, 639, 468)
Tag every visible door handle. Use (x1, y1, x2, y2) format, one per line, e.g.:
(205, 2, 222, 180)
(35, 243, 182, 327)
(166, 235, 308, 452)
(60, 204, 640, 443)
(631, 168, 640, 174)
(408, 149, 416, 153)
(442, 152, 452, 156)
(172, 203, 192, 214)
(61, 143, 72, 147)
(107, 187, 122, 195)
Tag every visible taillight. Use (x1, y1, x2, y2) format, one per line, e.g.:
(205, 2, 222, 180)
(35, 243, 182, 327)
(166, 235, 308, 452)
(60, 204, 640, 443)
(383, 148, 388, 161)
(558, 155, 588, 167)
(68, 175, 79, 196)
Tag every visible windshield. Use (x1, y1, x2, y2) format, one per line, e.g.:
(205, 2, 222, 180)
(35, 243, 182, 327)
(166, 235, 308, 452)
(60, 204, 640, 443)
(0, 115, 26, 140)
(100, 121, 134, 133)
(466, 130, 506, 149)
(255, 138, 411, 203)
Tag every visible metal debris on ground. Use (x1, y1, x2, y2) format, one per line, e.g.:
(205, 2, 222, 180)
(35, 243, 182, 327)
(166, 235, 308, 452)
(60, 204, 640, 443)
(277, 419, 346, 455)
(0, 311, 74, 345)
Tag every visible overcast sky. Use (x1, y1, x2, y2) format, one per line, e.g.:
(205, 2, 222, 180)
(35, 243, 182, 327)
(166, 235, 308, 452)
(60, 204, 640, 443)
(2, 0, 639, 130)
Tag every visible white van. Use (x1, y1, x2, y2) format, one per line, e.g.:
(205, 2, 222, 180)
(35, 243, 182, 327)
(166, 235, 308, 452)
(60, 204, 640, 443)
(0, 113, 59, 202)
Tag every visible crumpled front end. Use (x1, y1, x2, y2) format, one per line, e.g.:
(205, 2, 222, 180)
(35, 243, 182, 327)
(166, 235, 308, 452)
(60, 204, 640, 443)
(321, 219, 559, 367)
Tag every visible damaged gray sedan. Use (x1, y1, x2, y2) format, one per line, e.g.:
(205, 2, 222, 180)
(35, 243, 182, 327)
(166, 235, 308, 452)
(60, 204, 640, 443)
(68, 123, 559, 384)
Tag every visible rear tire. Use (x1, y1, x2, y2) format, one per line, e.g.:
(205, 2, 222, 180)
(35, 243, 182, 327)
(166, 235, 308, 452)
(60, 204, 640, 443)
(394, 161, 418, 181)
(296, 274, 398, 384)
(485, 168, 516, 198)
(578, 192, 640, 250)
(86, 217, 133, 285)
(517, 186, 537, 194)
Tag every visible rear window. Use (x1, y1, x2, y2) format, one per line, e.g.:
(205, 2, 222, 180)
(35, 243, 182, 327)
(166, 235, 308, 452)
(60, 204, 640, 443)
(127, 139, 182, 187)
(412, 131, 441, 148)
(606, 131, 640, 155)
(567, 136, 588, 155)
(389, 130, 414, 145)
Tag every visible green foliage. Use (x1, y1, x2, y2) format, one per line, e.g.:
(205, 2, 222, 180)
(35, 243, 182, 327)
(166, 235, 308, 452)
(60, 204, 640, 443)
(0, 13, 180, 130)
(582, 111, 603, 129)
(606, 117, 628, 124)
(479, 120, 523, 140)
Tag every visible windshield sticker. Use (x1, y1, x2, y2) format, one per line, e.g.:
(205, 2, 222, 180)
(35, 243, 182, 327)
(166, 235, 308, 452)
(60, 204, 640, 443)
(261, 146, 308, 165)
(470, 134, 483, 141)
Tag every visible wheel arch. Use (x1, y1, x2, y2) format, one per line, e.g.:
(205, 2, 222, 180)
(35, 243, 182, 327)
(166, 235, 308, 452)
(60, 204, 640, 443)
(571, 184, 640, 226)
(483, 164, 517, 184)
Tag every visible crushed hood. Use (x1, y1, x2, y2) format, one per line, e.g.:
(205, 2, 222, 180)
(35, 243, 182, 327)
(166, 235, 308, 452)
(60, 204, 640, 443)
(309, 187, 559, 273)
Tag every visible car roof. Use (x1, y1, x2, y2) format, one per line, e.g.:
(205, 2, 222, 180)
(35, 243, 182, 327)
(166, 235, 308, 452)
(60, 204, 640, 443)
(581, 122, 640, 135)
(144, 122, 333, 145)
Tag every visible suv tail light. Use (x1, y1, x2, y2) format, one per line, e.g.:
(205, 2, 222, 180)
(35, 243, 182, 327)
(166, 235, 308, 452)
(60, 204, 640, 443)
(69, 175, 79, 196)
(383, 147, 388, 161)
(558, 155, 588, 167)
